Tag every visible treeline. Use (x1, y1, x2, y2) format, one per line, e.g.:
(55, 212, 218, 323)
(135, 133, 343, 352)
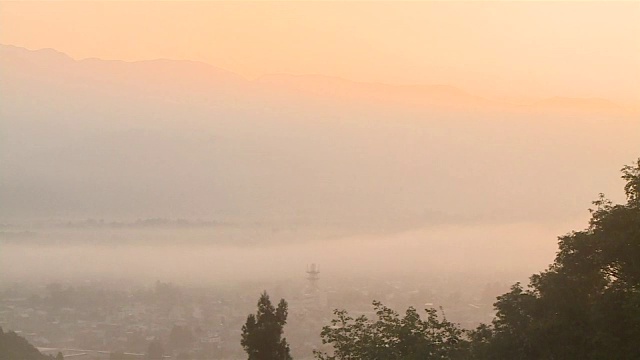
(242, 158, 640, 360)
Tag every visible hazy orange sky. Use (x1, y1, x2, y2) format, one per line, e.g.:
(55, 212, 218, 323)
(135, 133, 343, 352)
(1, 1, 639, 104)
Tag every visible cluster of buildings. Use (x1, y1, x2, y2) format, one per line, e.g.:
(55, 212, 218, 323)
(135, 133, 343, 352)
(0, 266, 501, 359)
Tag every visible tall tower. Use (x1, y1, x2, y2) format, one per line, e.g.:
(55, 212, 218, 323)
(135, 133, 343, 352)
(303, 263, 327, 311)
(306, 263, 320, 292)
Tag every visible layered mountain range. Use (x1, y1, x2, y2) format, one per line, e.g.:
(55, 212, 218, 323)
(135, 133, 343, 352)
(1, 44, 638, 231)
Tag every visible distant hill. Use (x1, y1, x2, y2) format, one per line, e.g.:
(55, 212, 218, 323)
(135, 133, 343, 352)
(3, 44, 633, 115)
(1, 44, 639, 229)
(521, 96, 629, 114)
(256, 73, 492, 110)
(0, 327, 57, 360)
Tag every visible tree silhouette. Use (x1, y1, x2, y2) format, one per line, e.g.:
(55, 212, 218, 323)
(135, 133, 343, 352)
(314, 301, 465, 360)
(0, 327, 58, 360)
(468, 158, 640, 359)
(241, 291, 292, 360)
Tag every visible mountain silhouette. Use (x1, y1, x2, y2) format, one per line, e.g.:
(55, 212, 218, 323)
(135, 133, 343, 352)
(1, 44, 638, 228)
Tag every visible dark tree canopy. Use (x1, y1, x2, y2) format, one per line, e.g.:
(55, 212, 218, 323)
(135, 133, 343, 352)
(468, 158, 640, 359)
(315, 157, 640, 360)
(0, 327, 57, 360)
(314, 301, 466, 360)
(241, 291, 292, 360)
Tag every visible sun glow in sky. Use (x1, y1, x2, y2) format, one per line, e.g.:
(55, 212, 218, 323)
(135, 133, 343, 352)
(1, 1, 639, 104)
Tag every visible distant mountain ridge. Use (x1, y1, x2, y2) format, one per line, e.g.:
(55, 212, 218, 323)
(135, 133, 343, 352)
(1, 43, 639, 226)
(2, 44, 633, 115)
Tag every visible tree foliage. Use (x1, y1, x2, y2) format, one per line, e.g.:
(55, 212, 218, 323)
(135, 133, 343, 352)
(0, 327, 57, 360)
(314, 301, 466, 360)
(315, 158, 640, 360)
(241, 291, 292, 360)
(468, 158, 640, 359)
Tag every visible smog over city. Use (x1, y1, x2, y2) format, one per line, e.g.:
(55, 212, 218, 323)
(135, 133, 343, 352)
(1, 2, 639, 360)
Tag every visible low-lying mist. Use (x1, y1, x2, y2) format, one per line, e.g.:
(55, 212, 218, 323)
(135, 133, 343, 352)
(1, 220, 578, 286)
(1, 44, 637, 293)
